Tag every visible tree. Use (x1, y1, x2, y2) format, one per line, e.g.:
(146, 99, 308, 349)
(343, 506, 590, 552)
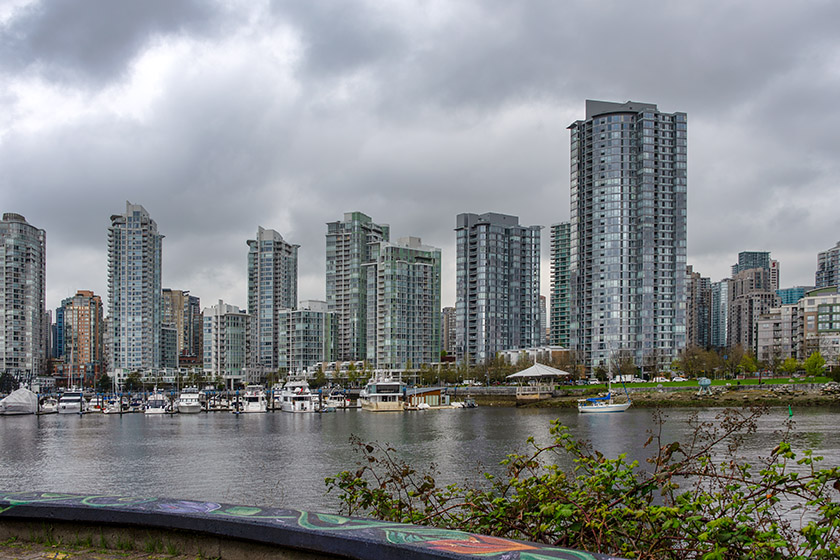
(124, 372, 143, 392)
(739, 352, 758, 376)
(95, 373, 112, 393)
(803, 351, 826, 378)
(311, 369, 327, 388)
(780, 357, 799, 376)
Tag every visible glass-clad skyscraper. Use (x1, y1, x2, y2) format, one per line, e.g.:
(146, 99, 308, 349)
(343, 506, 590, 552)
(364, 237, 441, 370)
(455, 212, 541, 365)
(326, 212, 389, 362)
(247, 227, 298, 372)
(568, 100, 687, 370)
(107, 202, 163, 372)
(550, 222, 571, 348)
(0, 213, 46, 381)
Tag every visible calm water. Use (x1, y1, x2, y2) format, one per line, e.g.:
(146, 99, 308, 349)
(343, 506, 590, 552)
(0, 406, 837, 511)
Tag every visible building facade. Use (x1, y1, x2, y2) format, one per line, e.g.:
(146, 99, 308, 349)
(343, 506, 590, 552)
(685, 265, 711, 348)
(162, 289, 202, 360)
(203, 300, 249, 387)
(326, 212, 389, 362)
(0, 213, 47, 381)
(728, 267, 780, 352)
(60, 290, 104, 385)
(568, 100, 687, 370)
(247, 227, 299, 372)
(277, 300, 336, 375)
(440, 306, 456, 357)
(455, 212, 542, 365)
(777, 286, 813, 305)
(107, 202, 163, 373)
(364, 237, 441, 370)
(549, 222, 571, 348)
(710, 280, 729, 349)
(815, 241, 840, 289)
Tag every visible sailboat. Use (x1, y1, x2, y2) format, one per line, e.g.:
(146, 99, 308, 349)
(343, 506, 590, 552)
(577, 376, 632, 413)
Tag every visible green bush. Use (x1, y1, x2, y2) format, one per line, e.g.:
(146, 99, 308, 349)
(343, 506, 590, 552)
(326, 407, 840, 559)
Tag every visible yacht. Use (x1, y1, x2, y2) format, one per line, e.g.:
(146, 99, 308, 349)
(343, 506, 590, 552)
(39, 396, 59, 414)
(279, 378, 316, 413)
(58, 389, 85, 414)
(177, 387, 203, 414)
(240, 385, 268, 413)
(359, 376, 406, 412)
(145, 389, 169, 414)
(577, 378, 632, 413)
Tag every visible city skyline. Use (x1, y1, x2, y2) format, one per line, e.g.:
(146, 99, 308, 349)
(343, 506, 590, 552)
(3, 2, 840, 313)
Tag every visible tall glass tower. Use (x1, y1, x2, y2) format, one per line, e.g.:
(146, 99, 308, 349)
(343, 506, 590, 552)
(0, 213, 46, 381)
(247, 227, 298, 372)
(325, 212, 389, 362)
(568, 100, 687, 371)
(455, 212, 541, 365)
(108, 202, 163, 372)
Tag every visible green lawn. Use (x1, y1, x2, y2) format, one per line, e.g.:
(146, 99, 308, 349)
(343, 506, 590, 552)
(571, 376, 831, 390)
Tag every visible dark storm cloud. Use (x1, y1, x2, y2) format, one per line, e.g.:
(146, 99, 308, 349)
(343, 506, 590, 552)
(3, 0, 840, 311)
(1, 0, 219, 84)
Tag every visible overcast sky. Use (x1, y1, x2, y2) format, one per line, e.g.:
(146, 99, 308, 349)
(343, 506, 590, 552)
(2, 0, 840, 314)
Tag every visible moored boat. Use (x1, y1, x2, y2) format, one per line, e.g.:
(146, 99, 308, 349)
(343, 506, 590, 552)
(58, 389, 85, 414)
(145, 389, 169, 414)
(577, 378, 632, 413)
(177, 387, 202, 414)
(359, 376, 406, 412)
(240, 385, 268, 413)
(279, 378, 315, 413)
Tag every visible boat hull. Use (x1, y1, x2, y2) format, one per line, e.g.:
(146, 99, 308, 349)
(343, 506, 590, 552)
(360, 400, 405, 412)
(177, 402, 202, 414)
(577, 401, 632, 413)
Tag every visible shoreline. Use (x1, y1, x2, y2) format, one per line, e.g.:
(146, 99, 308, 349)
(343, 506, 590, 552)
(471, 386, 840, 409)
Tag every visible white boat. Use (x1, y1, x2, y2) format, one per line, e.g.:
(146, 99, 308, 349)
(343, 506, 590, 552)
(39, 397, 58, 414)
(86, 395, 107, 413)
(577, 379, 632, 413)
(324, 391, 356, 409)
(0, 388, 38, 415)
(240, 385, 267, 413)
(102, 397, 124, 414)
(359, 377, 406, 412)
(279, 378, 316, 413)
(177, 387, 203, 414)
(145, 390, 169, 414)
(58, 389, 85, 414)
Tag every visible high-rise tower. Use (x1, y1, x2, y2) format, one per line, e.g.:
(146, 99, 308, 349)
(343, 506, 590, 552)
(247, 227, 298, 372)
(568, 100, 687, 371)
(455, 212, 541, 365)
(364, 237, 441, 370)
(0, 213, 47, 381)
(107, 202, 163, 372)
(549, 222, 571, 348)
(326, 212, 389, 362)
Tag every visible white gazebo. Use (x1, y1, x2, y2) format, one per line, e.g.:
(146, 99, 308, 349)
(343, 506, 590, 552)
(506, 363, 571, 402)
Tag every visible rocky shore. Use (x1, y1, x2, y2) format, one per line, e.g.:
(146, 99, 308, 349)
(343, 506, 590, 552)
(472, 381, 840, 409)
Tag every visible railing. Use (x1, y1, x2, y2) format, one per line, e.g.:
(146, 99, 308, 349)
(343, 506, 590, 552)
(0, 491, 620, 560)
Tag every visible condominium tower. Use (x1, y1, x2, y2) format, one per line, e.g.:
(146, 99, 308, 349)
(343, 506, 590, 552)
(203, 300, 249, 388)
(107, 202, 163, 372)
(60, 290, 104, 384)
(455, 212, 541, 364)
(247, 227, 299, 372)
(162, 289, 202, 359)
(364, 237, 441, 370)
(278, 300, 336, 374)
(0, 213, 47, 380)
(549, 222, 571, 348)
(326, 212, 389, 362)
(568, 100, 687, 370)
(816, 241, 840, 289)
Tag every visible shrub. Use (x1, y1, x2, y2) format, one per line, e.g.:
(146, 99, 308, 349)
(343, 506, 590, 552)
(326, 407, 840, 559)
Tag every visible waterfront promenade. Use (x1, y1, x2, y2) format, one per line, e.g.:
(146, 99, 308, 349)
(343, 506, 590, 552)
(0, 491, 619, 560)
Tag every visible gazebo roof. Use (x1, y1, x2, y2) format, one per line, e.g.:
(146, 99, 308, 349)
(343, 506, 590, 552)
(506, 362, 571, 379)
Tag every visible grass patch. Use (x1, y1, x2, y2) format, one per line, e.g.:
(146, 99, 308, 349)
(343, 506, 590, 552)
(144, 536, 163, 554)
(115, 536, 134, 551)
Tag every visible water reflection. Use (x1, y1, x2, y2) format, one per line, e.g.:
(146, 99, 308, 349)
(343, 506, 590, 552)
(0, 406, 836, 511)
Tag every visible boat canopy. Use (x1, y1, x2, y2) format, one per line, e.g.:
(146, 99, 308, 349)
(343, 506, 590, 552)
(585, 392, 612, 402)
(506, 362, 571, 380)
(0, 387, 38, 414)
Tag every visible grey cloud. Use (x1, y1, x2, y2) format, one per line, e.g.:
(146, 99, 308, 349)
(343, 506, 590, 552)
(1, 0, 220, 85)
